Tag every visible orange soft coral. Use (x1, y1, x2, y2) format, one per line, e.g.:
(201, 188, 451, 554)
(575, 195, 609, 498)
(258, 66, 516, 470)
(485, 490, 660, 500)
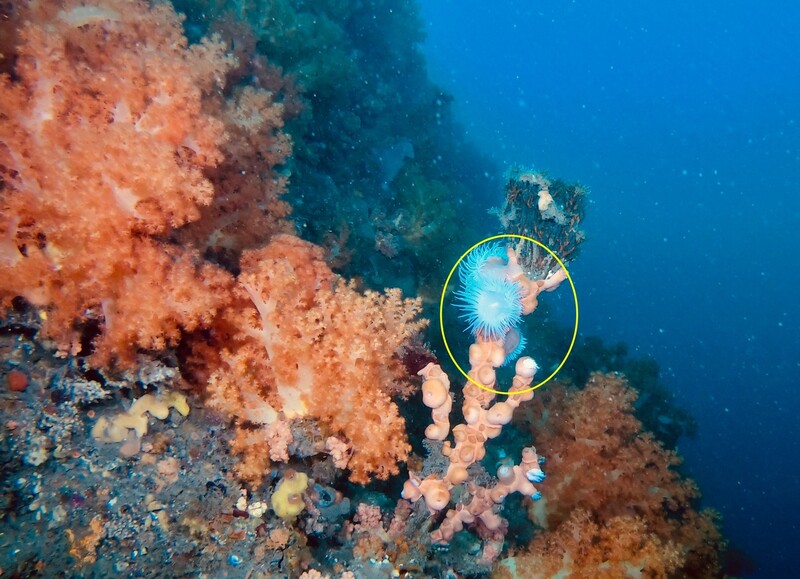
(524, 373, 700, 531)
(494, 509, 683, 579)
(177, 85, 294, 259)
(206, 234, 427, 484)
(511, 373, 725, 575)
(0, 0, 236, 365)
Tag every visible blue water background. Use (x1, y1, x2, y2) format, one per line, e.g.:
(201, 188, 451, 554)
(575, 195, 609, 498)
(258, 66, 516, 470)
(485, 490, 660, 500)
(420, 1, 800, 575)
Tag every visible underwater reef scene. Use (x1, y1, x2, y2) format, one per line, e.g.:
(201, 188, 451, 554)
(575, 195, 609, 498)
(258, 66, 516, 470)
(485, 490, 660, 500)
(0, 1, 730, 577)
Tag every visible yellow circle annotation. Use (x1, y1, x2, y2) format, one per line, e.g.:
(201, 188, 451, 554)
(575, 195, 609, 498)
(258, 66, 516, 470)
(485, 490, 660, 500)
(439, 234, 579, 395)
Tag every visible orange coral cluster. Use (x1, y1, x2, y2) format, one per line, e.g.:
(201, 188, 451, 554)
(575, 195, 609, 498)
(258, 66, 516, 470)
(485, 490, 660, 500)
(0, 0, 427, 489)
(500, 373, 725, 576)
(206, 235, 427, 485)
(176, 85, 294, 259)
(494, 509, 683, 579)
(0, 0, 237, 365)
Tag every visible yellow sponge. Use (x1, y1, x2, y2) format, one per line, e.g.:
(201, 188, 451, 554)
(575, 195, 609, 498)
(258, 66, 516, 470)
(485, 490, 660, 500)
(92, 391, 190, 443)
(271, 470, 309, 520)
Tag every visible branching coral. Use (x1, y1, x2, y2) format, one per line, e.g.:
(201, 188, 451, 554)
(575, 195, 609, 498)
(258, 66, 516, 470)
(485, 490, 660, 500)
(0, 0, 236, 365)
(206, 234, 427, 485)
(402, 351, 545, 557)
(397, 241, 567, 562)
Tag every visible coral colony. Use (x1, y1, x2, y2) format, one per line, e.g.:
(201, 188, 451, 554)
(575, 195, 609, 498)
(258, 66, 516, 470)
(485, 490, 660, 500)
(0, 1, 726, 577)
(402, 241, 562, 553)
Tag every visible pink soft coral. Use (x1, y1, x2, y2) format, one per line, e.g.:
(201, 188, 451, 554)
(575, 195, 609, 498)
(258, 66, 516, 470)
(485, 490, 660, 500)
(0, 0, 236, 365)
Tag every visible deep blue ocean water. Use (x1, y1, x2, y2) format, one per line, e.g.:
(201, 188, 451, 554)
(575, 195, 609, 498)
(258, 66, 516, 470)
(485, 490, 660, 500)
(421, 1, 800, 576)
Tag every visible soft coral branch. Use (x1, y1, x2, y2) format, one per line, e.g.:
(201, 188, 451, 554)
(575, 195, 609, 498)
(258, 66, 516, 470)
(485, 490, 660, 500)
(0, 0, 236, 365)
(508, 373, 726, 576)
(206, 234, 427, 484)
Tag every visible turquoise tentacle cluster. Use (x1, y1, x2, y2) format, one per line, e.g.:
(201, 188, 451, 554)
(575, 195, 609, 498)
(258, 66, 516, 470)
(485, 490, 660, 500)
(454, 242, 527, 360)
